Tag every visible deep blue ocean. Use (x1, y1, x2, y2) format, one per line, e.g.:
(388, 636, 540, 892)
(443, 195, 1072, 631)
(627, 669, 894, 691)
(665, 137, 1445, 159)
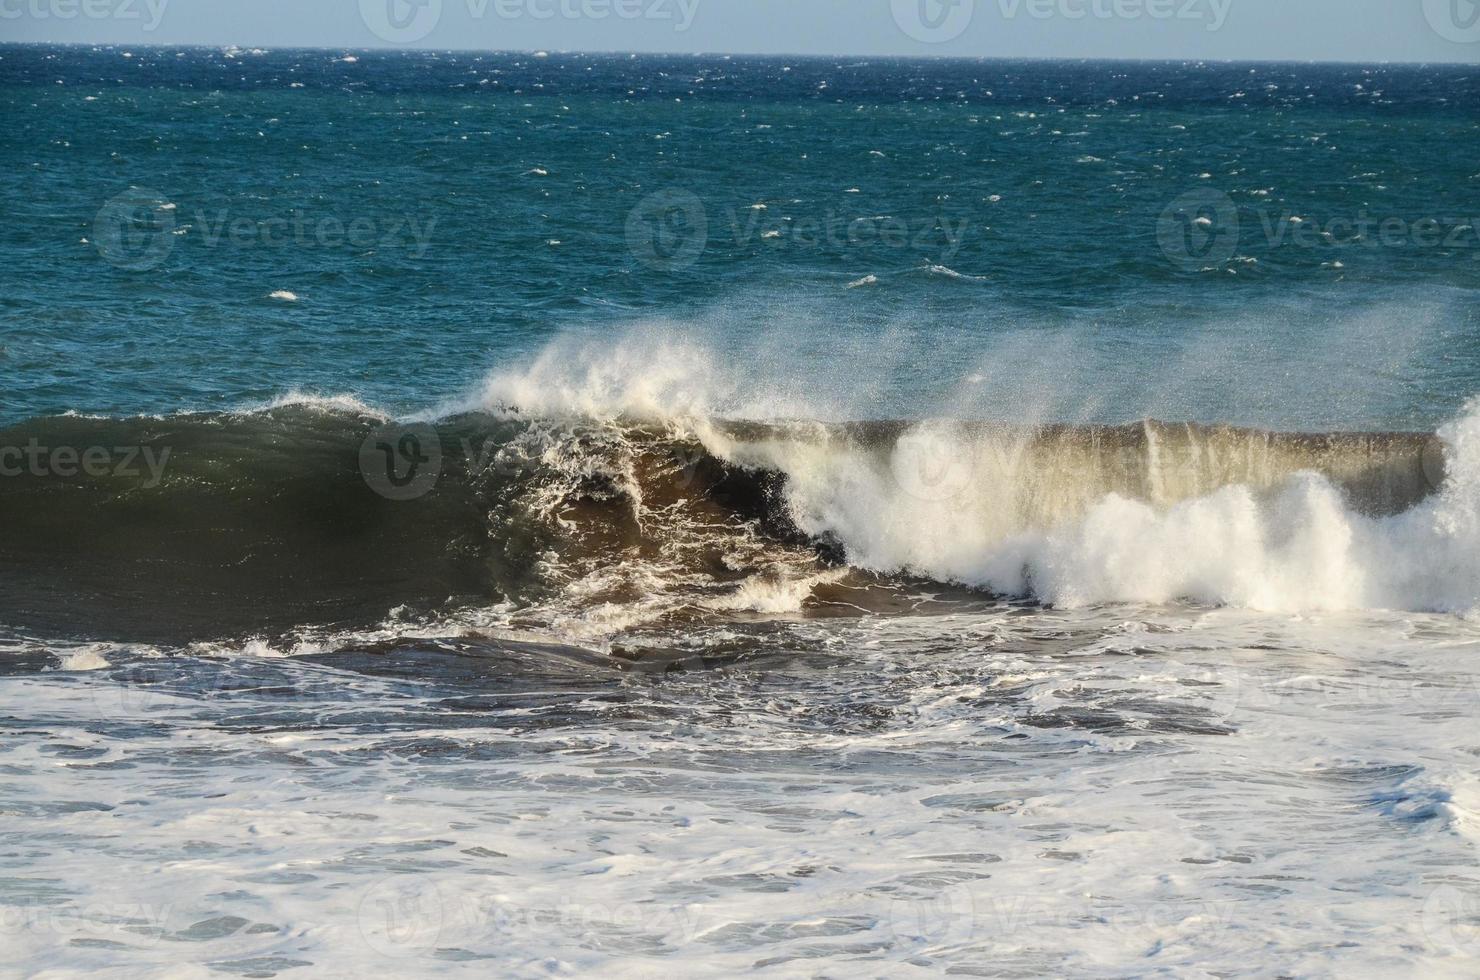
(3, 46, 1479, 427)
(5, 46, 1480, 978)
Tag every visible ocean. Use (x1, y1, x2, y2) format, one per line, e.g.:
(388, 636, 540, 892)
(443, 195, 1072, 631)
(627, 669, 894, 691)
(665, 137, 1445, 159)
(3, 44, 1480, 976)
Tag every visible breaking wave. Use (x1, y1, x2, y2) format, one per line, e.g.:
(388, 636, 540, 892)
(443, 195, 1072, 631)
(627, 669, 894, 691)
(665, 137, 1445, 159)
(1, 338, 1476, 645)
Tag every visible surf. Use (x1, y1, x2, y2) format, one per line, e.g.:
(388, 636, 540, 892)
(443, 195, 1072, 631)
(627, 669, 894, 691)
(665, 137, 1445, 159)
(1, 392, 1475, 646)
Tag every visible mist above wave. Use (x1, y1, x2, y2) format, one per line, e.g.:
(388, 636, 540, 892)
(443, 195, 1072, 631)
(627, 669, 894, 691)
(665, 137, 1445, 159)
(469, 328, 1480, 615)
(5, 317, 1478, 646)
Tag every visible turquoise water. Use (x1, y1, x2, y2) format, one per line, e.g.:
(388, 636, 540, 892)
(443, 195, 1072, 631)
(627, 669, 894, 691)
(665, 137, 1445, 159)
(3, 46, 1478, 427)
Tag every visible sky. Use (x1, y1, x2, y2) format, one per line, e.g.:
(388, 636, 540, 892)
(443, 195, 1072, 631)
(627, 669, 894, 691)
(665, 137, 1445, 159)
(1, 0, 1478, 62)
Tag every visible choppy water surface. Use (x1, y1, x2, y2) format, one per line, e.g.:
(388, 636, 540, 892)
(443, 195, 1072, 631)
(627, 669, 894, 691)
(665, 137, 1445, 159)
(7, 607, 1480, 975)
(3, 46, 1480, 976)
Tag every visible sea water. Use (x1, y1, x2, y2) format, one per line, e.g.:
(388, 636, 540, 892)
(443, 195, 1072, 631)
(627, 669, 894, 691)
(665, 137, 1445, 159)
(2, 46, 1480, 976)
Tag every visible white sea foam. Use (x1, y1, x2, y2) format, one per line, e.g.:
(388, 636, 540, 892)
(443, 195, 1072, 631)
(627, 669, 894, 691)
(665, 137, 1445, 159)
(50, 645, 113, 672)
(187, 637, 323, 659)
(702, 406, 1480, 614)
(42, 641, 166, 671)
(251, 390, 390, 419)
(9, 603, 1480, 977)
(472, 328, 1480, 616)
(703, 569, 847, 614)
(923, 263, 989, 282)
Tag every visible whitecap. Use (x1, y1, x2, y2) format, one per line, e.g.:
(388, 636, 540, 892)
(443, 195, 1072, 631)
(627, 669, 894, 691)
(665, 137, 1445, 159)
(924, 264, 989, 282)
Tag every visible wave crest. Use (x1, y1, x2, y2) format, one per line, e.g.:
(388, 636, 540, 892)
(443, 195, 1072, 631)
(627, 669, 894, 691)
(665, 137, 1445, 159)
(2, 394, 1476, 646)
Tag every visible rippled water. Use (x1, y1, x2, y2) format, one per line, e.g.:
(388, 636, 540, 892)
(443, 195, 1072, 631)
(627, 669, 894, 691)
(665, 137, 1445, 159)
(6, 607, 1480, 975)
(3, 47, 1478, 426)
(4, 46, 1480, 977)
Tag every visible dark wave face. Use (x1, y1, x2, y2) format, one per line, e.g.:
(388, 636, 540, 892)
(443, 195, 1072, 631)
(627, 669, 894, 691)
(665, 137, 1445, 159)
(0, 407, 1452, 645)
(0, 408, 803, 644)
(0, 410, 512, 640)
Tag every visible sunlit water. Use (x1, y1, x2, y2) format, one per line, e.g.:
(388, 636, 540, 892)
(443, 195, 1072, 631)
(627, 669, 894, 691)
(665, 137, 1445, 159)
(3, 47, 1480, 976)
(7, 607, 1480, 976)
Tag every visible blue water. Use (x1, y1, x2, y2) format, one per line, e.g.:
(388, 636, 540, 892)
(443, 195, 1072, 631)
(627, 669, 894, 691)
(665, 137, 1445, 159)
(8, 47, 1480, 978)
(3, 46, 1478, 427)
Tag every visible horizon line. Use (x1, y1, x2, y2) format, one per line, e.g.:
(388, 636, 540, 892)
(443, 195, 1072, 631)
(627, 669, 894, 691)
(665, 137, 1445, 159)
(1, 40, 1475, 68)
